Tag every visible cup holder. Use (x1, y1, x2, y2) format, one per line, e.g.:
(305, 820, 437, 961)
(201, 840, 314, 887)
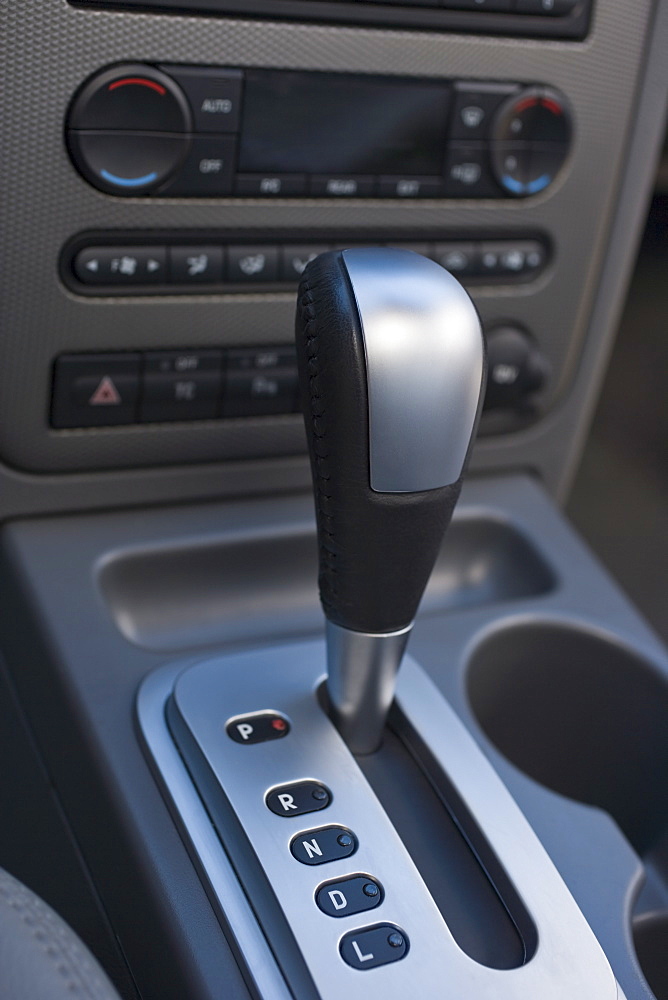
(634, 914, 668, 1000)
(467, 621, 668, 998)
(98, 515, 554, 653)
(467, 622, 668, 856)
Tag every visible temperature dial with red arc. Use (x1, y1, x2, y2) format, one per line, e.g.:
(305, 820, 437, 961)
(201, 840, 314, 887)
(67, 64, 192, 195)
(490, 87, 572, 197)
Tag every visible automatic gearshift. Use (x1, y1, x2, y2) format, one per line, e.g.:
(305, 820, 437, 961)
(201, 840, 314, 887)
(149, 252, 617, 1000)
(295, 248, 485, 753)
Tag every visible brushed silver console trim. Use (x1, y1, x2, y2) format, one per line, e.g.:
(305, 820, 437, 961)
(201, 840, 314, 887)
(139, 641, 619, 999)
(342, 248, 484, 493)
(136, 663, 293, 1000)
(325, 619, 412, 755)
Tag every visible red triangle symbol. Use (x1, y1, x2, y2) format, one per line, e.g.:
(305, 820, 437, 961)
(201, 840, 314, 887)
(89, 375, 122, 406)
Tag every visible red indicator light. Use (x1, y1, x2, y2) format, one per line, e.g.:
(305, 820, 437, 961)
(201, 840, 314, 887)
(108, 77, 167, 96)
(541, 98, 563, 116)
(515, 97, 538, 114)
(272, 718, 287, 731)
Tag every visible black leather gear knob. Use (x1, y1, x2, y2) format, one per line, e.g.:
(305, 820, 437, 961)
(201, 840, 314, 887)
(295, 248, 486, 636)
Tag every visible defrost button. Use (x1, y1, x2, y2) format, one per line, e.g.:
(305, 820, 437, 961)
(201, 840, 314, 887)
(450, 83, 518, 142)
(443, 144, 500, 198)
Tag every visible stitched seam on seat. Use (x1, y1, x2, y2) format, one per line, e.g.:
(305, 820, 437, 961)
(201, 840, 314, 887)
(0, 872, 112, 999)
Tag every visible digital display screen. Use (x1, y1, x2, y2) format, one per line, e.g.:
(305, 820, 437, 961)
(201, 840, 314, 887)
(239, 71, 451, 176)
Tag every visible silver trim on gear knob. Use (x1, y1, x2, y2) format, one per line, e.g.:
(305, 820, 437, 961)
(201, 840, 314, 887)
(342, 247, 485, 494)
(325, 620, 412, 755)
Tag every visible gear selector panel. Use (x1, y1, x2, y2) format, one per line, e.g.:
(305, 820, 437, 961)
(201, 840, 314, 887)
(154, 642, 619, 999)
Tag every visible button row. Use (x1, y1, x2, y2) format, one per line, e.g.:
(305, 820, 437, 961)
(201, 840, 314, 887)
(51, 347, 298, 428)
(171, 136, 524, 199)
(224, 714, 411, 972)
(259, 765, 408, 970)
(71, 238, 547, 290)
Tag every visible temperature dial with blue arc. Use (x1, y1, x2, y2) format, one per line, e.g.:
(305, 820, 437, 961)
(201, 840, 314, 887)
(490, 87, 572, 197)
(67, 65, 192, 195)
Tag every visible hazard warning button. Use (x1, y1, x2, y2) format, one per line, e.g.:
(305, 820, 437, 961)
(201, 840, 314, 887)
(51, 353, 141, 428)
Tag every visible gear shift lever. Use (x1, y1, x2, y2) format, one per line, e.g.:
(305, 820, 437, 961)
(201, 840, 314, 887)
(295, 248, 485, 753)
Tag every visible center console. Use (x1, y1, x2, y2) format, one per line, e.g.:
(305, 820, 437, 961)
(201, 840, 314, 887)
(0, 0, 667, 999)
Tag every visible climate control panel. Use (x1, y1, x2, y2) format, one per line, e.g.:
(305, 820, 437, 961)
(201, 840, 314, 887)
(66, 64, 572, 201)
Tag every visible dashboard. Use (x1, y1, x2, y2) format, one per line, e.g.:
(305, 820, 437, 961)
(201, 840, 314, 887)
(1, 0, 664, 497)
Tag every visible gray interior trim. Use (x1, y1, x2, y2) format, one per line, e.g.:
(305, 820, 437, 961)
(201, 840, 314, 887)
(0, 473, 661, 999)
(142, 641, 619, 999)
(136, 664, 293, 1000)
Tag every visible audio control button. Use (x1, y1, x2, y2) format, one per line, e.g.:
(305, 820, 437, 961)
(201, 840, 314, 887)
(162, 66, 243, 133)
